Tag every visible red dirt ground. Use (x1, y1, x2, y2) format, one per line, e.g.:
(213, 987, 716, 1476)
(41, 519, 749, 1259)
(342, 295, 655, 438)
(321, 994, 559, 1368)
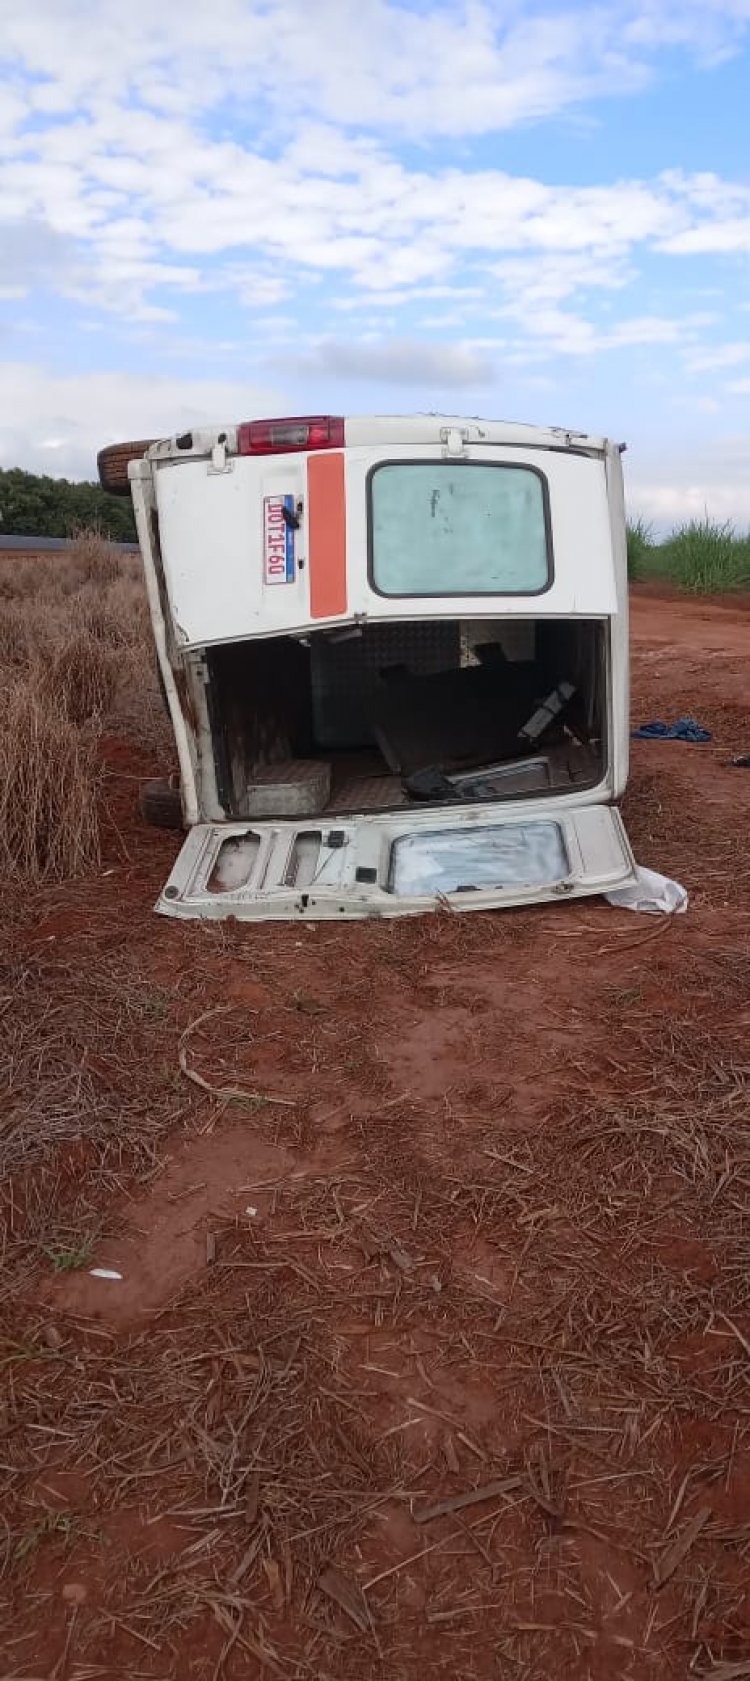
(2, 590, 750, 1680)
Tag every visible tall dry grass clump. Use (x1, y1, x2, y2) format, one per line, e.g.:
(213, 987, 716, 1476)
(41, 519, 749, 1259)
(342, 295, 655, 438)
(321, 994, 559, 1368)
(67, 525, 123, 587)
(0, 680, 101, 882)
(41, 631, 117, 724)
(0, 528, 167, 885)
(0, 559, 43, 601)
(79, 575, 150, 648)
(0, 601, 36, 667)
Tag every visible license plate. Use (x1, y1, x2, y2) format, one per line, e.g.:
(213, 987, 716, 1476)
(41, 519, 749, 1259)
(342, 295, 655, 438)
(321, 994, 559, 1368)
(263, 495, 295, 584)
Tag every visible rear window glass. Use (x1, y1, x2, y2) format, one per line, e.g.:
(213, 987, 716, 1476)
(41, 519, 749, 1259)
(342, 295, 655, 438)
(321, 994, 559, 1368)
(388, 821, 569, 896)
(369, 462, 551, 597)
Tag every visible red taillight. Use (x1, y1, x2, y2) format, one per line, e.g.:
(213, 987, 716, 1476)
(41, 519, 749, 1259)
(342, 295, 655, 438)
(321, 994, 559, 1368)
(237, 416, 345, 455)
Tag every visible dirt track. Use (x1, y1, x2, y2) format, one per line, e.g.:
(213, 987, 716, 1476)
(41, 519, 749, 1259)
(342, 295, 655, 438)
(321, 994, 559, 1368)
(2, 590, 750, 1679)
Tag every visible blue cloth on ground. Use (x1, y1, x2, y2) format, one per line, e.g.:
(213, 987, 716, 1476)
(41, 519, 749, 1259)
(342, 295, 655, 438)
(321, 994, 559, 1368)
(631, 717, 712, 742)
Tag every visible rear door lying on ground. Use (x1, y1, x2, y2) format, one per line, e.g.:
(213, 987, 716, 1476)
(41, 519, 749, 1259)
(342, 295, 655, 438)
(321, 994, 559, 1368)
(156, 804, 636, 922)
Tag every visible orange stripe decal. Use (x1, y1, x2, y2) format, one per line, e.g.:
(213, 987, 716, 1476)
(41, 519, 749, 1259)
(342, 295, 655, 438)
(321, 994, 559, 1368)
(307, 451, 347, 618)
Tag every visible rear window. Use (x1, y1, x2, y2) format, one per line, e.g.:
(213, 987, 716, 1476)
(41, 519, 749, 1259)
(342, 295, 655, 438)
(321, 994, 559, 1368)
(369, 461, 552, 597)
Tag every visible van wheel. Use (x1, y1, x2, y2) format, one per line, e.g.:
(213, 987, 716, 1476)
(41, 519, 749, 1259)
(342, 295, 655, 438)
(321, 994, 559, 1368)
(139, 776, 183, 830)
(97, 439, 157, 496)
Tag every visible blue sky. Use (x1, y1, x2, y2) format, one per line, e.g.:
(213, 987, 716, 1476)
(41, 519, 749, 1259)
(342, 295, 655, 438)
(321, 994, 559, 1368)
(2, 0, 750, 526)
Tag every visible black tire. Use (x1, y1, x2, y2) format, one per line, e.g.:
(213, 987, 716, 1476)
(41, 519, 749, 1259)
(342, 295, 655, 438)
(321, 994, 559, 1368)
(139, 776, 183, 830)
(98, 439, 157, 496)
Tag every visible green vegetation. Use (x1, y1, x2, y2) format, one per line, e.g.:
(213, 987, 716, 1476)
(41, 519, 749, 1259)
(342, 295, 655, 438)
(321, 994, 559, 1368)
(0, 466, 136, 543)
(661, 518, 750, 594)
(625, 516, 655, 578)
(627, 516, 750, 593)
(43, 1238, 95, 1274)
(15, 1511, 83, 1563)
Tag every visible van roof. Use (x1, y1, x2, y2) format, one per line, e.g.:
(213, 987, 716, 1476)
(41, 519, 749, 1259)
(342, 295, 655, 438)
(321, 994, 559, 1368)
(146, 414, 612, 464)
(345, 416, 610, 451)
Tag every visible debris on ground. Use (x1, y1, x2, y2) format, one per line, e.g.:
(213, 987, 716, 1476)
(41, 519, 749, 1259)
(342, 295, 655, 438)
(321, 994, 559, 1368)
(631, 715, 712, 741)
(605, 865, 688, 915)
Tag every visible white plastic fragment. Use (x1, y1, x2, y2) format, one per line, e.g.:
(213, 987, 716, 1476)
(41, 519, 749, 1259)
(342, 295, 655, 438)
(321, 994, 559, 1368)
(245, 1205, 258, 1218)
(605, 866, 688, 916)
(89, 1268, 123, 1281)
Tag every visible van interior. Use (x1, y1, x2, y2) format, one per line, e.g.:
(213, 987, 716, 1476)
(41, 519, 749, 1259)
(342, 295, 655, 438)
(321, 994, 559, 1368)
(202, 618, 608, 819)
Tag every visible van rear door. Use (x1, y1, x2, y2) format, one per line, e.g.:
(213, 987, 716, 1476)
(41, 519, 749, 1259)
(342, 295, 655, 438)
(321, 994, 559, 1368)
(156, 802, 636, 922)
(147, 425, 619, 649)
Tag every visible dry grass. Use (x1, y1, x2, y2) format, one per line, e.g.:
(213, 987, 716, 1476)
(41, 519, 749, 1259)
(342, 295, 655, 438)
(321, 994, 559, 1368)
(80, 575, 150, 648)
(41, 630, 117, 723)
(0, 531, 165, 884)
(0, 679, 102, 882)
(0, 531, 138, 601)
(0, 946, 188, 1183)
(1, 1002, 749, 1674)
(66, 524, 123, 586)
(0, 598, 36, 665)
(0, 555, 48, 600)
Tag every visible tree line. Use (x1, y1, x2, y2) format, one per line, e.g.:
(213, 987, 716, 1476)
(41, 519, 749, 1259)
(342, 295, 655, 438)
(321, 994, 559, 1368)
(0, 467, 136, 543)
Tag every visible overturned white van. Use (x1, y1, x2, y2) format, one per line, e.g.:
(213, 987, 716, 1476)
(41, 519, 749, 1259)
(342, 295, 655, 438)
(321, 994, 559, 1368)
(99, 414, 637, 920)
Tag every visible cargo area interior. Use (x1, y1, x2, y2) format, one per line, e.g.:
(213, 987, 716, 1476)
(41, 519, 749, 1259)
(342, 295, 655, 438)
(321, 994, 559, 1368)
(203, 618, 608, 819)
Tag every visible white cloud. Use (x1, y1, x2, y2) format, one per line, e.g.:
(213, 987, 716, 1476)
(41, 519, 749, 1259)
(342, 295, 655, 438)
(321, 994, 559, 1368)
(2, 0, 749, 141)
(628, 432, 750, 528)
(661, 217, 750, 254)
(623, 0, 750, 59)
(490, 252, 632, 302)
(223, 270, 291, 309)
(685, 340, 750, 372)
(0, 2, 651, 141)
(485, 292, 704, 359)
(0, 218, 78, 291)
(293, 337, 494, 387)
(2, 0, 750, 527)
(334, 284, 485, 313)
(1, 2, 750, 324)
(0, 121, 729, 318)
(0, 363, 284, 481)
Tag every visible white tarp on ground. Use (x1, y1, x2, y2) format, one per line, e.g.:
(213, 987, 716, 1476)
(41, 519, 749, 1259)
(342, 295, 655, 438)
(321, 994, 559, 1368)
(605, 866, 688, 915)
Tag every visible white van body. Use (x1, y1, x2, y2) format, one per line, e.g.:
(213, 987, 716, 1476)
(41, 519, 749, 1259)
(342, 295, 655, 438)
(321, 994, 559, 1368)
(128, 414, 636, 920)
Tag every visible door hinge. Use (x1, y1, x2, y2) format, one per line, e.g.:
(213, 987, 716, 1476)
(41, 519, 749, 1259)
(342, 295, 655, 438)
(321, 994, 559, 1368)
(440, 426, 469, 459)
(207, 438, 233, 475)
